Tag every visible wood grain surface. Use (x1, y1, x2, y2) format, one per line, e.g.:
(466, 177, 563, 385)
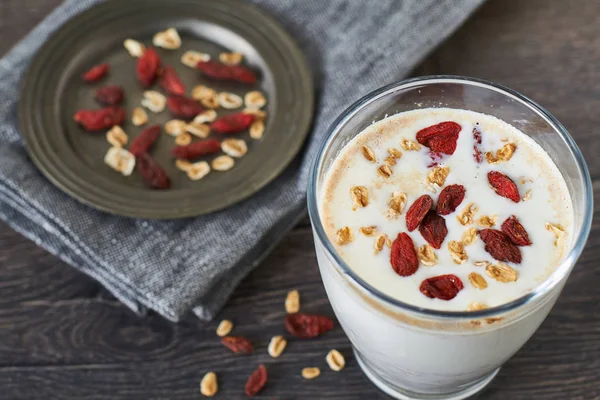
(1, 0, 599, 399)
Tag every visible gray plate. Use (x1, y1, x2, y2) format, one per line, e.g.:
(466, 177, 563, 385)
(19, 0, 313, 219)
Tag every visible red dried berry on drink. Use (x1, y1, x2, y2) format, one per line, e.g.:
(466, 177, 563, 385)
(390, 232, 419, 276)
(167, 95, 204, 119)
(419, 274, 464, 300)
(73, 106, 125, 131)
(405, 194, 433, 231)
(94, 85, 124, 106)
(416, 121, 462, 155)
(211, 112, 255, 134)
(136, 153, 171, 190)
(479, 229, 522, 263)
(501, 215, 532, 246)
(197, 60, 257, 84)
(171, 139, 221, 160)
(137, 47, 161, 87)
(129, 125, 161, 156)
(245, 365, 267, 397)
(159, 66, 185, 96)
(488, 171, 520, 202)
(436, 184, 466, 215)
(284, 313, 334, 339)
(83, 63, 109, 83)
(419, 211, 448, 249)
(221, 336, 253, 354)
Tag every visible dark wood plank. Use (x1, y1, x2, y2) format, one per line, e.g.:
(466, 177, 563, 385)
(0, 0, 599, 399)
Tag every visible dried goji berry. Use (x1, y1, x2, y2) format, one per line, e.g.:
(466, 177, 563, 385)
(171, 139, 221, 160)
(221, 336, 253, 354)
(245, 364, 267, 396)
(211, 112, 255, 134)
(159, 66, 185, 96)
(405, 194, 433, 231)
(167, 95, 204, 119)
(419, 211, 448, 249)
(473, 126, 483, 163)
(479, 229, 522, 263)
(419, 274, 464, 300)
(136, 153, 171, 190)
(73, 106, 125, 131)
(83, 63, 108, 83)
(416, 121, 462, 155)
(137, 47, 161, 87)
(285, 313, 334, 339)
(488, 171, 520, 202)
(501, 215, 532, 246)
(436, 184, 466, 215)
(197, 60, 257, 84)
(129, 125, 161, 156)
(94, 85, 124, 106)
(390, 232, 419, 276)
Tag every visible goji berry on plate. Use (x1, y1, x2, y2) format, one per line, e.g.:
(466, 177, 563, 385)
(167, 95, 204, 119)
(136, 153, 171, 190)
(73, 106, 125, 131)
(129, 125, 161, 156)
(83, 63, 108, 83)
(137, 47, 161, 87)
(159, 66, 185, 96)
(95, 85, 124, 106)
(171, 139, 221, 160)
(197, 60, 257, 84)
(211, 112, 255, 134)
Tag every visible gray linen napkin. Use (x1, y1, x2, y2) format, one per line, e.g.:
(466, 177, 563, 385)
(0, 0, 484, 321)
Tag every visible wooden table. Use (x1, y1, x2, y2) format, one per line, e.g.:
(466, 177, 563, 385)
(1, 1, 599, 399)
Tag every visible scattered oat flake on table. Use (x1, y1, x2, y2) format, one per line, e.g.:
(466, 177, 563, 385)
(326, 349, 345, 371)
(301, 367, 320, 380)
(186, 122, 211, 138)
(218, 92, 243, 109)
(200, 371, 218, 397)
(181, 50, 210, 68)
(123, 39, 145, 58)
(152, 27, 181, 49)
(216, 320, 233, 337)
(187, 161, 211, 181)
(165, 119, 187, 137)
(175, 132, 192, 146)
(244, 91, 266, 109)
(219, 51, 243, 65)
(106, 126, 128, 148)
(267, 335, 287, 358)
(221, 139, 248, 158)
(132, 107, 148, 126)
(285, 289, 300, 313)
(104, 147, 135, 176)
(211, 155, 235, 171)
(141, 90, 167, 113)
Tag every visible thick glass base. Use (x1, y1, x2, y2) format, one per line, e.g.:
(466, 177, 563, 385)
(354, 348, 499, 400)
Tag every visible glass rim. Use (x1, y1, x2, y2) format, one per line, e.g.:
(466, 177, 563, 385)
(306, 75, 593, 320)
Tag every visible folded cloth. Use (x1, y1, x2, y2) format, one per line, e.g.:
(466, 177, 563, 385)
(0, 0, 484, 321)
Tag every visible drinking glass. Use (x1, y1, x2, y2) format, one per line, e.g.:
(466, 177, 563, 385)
(307, 76, 592, 400)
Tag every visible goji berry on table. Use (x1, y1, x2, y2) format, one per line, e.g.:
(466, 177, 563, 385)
(197, 60, 257, 84)
(436, 184, 466, 215)
(136, 153, 171, 190)
(95, 85, 124, 106)
(420, 274, 464, 300)
(245, 365, 267, 396)
(405, 194, 433, 231)
(479, 229, 522, 263)
(419, 211, 448, 249)
(129, 125, 161, 156)
(167, 95, 204, 119)
(73, 106, 125, 131)
(488, 170, 520, 202)
(171, 139, 221, 160)
(83, 63, 108, 83)
(501, 215, 532, 246)
(137, 47, 161, 87)
(285, 313, 334, 339)
(416, 121, 462, 155)
(159, 66, 185, 96)
(221, 336, 253, 354)
(390, 232, 419, 276)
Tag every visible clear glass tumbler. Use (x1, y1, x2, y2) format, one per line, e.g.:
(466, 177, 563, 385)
(307, 76, 593, 400)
